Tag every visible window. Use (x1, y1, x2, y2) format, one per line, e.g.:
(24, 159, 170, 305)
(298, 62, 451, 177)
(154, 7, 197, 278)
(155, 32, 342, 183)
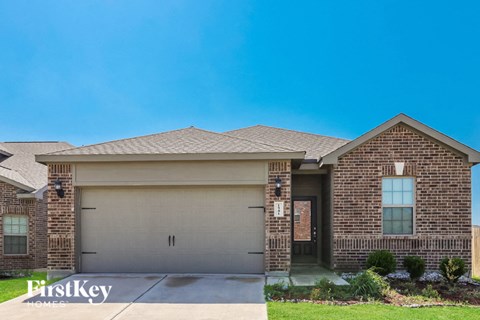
(294, 208, 301, 222)
(3, 216, 28, 254)
(382, 177, 414, 235)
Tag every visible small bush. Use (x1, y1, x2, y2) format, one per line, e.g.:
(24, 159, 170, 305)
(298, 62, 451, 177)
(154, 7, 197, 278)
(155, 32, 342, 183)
(264, 282, 288, 300)
(366, 250, 397, 276)
(310, 278, 336, 300)
(439, 257, 465, 283)
(350, 269, 389, 300)
(310, 288, 331, 301)
(399, 281, 420, 296)
(314, 278, 336, 291)
(421, 284, 440, 299)
(0, 269, 32, 279)
(403, 256, 425, 280)
(288, 286, 310, 299)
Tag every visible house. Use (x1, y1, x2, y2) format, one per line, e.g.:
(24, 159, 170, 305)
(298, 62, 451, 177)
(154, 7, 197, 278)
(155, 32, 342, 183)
(35, 114, 480, 279)
(0, 141, 72, 270)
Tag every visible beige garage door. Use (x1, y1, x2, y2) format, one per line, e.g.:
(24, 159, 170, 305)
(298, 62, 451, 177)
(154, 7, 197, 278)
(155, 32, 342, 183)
(80, 186, 265, 273)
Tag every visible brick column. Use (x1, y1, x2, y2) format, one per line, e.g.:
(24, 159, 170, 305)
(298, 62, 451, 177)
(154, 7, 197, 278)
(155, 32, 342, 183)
(47, 164, 75, 279)
(265, 160, 291, 275)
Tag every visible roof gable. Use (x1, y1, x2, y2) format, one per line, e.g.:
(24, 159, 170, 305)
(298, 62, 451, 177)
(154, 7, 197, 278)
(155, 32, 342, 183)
(322, 114, 480, 165)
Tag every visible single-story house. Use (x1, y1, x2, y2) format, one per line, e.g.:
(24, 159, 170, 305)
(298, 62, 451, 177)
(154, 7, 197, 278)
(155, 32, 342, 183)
(0, 141, 72, 270)
(36, 114, 480, 278)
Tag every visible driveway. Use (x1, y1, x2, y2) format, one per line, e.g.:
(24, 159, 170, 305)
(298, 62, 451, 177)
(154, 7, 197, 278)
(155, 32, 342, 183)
(0, 274, 267, 320)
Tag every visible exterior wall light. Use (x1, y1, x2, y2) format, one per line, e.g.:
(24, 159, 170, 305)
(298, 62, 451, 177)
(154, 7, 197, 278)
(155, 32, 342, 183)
(54, 178, 64, 198)
(274, 176, 282, 197)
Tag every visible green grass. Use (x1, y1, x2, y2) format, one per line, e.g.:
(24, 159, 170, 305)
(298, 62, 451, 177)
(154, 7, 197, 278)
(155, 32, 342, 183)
(0, 272, 60, 303)
(268, 302, 480, 320)
(473, 276, 480, 282)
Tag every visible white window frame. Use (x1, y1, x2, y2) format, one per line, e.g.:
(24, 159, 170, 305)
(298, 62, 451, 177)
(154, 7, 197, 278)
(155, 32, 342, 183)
(381, 177, 416, 236)
(3, 215, 29, 255)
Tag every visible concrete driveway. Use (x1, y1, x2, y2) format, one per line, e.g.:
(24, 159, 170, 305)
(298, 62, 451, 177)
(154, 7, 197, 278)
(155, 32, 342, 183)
(0, 274, 267, 320)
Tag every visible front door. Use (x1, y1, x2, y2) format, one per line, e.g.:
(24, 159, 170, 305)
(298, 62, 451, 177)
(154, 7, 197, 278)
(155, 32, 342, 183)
(292, 197, 317, 263)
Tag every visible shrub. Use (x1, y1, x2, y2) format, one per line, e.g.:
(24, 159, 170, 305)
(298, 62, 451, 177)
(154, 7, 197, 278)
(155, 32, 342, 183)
(310, 288, 331, 301)
(421, 284, 440, 299)
(366, 250, 397, 276)
(403, 256, 426, 280)
(350, 269, 389, 300)
(439, 257, 465, 283)
(400, 281, 420, 296)
(311, 278, 336, 300)
(288, 286, 310, 299)
(264, 282, 288, 300)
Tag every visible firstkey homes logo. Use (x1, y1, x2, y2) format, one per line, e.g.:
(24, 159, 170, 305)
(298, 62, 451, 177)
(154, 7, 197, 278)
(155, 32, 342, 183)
(27, 280, 113, 305)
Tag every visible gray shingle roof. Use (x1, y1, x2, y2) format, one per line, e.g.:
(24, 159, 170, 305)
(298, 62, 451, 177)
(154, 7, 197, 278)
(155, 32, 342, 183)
(0, 142, 73, 191)
(225, 125, 349, 160)
(45, 127, 301, 156)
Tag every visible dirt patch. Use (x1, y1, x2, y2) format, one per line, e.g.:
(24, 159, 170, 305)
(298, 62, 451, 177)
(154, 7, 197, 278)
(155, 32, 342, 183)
(164, 276, 201, 287)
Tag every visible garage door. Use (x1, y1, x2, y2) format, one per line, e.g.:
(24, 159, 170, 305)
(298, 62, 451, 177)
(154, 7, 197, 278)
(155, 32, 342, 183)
(80, 186, 265, 273)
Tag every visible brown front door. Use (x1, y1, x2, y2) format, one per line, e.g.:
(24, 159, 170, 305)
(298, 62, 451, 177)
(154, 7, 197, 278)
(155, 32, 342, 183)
(292, 197, 317, 262)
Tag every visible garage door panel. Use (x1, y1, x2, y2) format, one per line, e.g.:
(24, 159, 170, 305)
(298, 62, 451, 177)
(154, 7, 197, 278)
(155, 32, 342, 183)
(81, 187, 265, 273)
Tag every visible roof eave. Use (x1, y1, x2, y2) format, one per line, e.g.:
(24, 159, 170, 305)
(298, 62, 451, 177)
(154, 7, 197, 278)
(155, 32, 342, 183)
(36, 151, 306, 163)
(321, 114, 480, 165)
(0, 175, 35, 192)
(16, 185, 47, 200)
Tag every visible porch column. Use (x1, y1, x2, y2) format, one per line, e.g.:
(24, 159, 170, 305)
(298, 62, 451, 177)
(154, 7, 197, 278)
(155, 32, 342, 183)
(47, 164, 76, 279)
(265, 160, 292, 275)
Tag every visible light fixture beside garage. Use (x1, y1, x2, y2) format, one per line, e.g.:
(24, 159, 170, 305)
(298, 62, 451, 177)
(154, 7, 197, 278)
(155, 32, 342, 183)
(54, 178, 64, 198)
(275, 176, 282, 197)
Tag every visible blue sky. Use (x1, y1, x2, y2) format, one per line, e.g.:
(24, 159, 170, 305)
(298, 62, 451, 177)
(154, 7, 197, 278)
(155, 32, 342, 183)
(0, 1, 479, 223)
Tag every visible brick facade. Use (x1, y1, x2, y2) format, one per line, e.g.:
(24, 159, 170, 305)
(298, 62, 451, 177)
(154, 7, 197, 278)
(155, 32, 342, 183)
(265, 160, 292, 273)
(0, 181, 47, 270)
(47, 164, 76, 273)
(332, 124, 472, 271)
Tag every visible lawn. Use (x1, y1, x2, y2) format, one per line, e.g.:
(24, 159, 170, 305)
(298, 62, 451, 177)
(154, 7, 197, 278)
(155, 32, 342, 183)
(268, 302, 480, 320)
(0, 272, 59, 303)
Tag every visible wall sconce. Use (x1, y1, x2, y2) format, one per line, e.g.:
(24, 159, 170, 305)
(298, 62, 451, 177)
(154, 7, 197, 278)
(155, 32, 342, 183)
(54, 178, 64, 198)
(274, 176, 282, 197)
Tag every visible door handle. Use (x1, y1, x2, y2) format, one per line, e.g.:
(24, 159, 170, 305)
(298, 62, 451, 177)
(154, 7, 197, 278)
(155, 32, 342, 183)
(169, 235, 171, 246)
(173, 235, 175, 247)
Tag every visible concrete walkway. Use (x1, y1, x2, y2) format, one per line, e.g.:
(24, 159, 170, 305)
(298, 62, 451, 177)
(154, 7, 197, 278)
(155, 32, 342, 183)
(267, 265, 349, 286)
(0, 274, 267, 320)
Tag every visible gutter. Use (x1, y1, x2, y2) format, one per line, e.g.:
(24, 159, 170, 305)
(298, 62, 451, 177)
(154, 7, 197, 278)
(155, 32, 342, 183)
(36, 151, 307, 164)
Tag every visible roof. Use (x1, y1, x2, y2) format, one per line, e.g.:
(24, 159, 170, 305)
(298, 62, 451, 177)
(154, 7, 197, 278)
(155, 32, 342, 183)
(225, 125, 349, 161)
(322, 113, 480, 165)
(36, 127, 306, 162)
(0, 142, 73, 192)
(35, 114, 480, 166)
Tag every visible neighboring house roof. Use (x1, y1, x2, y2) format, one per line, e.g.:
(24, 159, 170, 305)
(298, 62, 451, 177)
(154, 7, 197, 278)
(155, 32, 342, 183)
(322, 113, 480, 165)
(225, 125, 349, 161)
(0, 142, 73, 192)
(36, 127, 306, 162)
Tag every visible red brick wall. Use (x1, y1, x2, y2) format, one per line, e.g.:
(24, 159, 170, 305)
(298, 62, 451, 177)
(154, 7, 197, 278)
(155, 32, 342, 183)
(265, 160, 292, 273)
(0, 181, 47, 270)
(333, 124, 472, 271)
(47, 164, 76, 272)
(35, 190, 48, 268)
